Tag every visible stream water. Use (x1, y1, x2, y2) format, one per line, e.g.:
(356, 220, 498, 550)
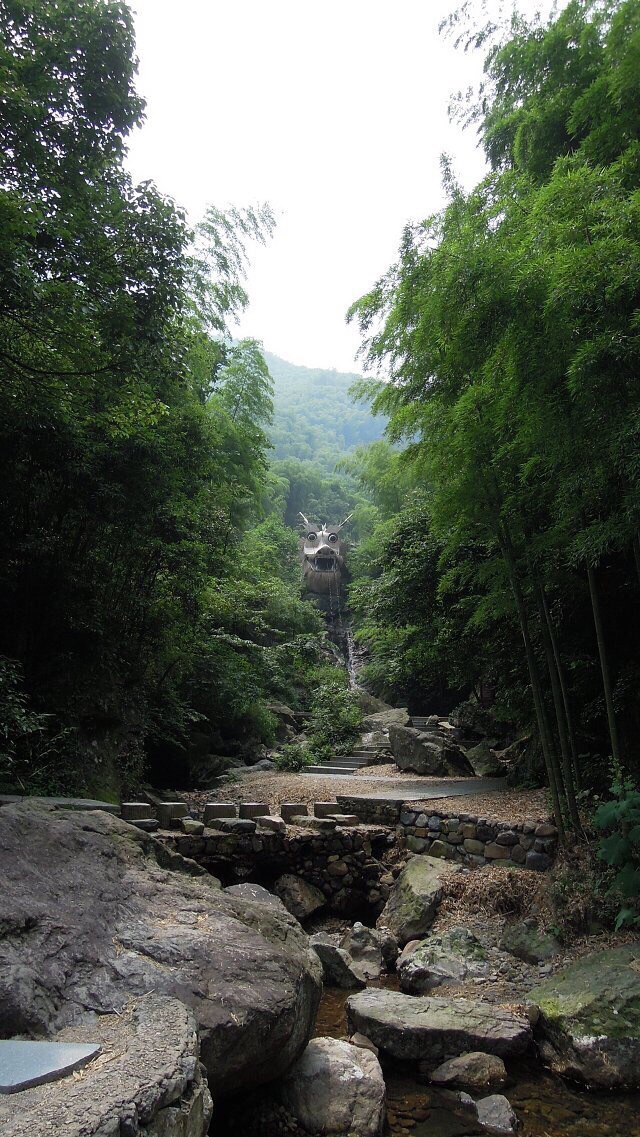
(315, 985, 640, 1137)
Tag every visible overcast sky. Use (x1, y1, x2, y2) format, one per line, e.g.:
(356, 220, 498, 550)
(127, 0, 562, 373)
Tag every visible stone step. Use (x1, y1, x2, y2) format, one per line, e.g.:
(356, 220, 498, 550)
(304, 765, 360, 775)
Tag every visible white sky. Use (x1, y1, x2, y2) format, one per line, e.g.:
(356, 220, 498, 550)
(127, 0, 562, 373)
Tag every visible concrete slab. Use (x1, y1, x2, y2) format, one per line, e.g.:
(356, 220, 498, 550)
(0, 1041, 101, 1094)
(326, 777, 507, 802)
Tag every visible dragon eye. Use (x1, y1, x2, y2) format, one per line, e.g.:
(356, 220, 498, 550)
(328, 533, 338, 543)
(307, 532, 317, 541)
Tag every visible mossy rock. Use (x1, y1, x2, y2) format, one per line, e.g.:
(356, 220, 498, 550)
(500, 921, 560, 964)
(530, 944, 640, 1088)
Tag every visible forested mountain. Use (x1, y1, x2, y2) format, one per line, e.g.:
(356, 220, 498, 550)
(265, 351, 386, 471)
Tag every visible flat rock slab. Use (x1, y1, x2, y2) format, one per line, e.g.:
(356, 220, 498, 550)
(0, 995, 212, 1136)
(346, 990, 532, 1063)
(0, 794, 118, 813)
(0, 1041, 101, 1093)
(0, 1000, 212, 1132)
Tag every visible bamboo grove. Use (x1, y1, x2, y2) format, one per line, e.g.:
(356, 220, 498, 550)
(349, 0, 640, 840)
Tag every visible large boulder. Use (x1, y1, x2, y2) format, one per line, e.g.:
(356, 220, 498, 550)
(280, 1037, 386, 1136)
(376, 855, 462, 946)
(346, 989, 532, 1064)
(0, 994, 212, 1137)
(273, 873, 326, 920)
(530, 944, 640, 1089)
(388, 724, 473, 776)
(0, 802, 322, 1095)
(398, 927, 490, 993)
(362, 707, 411, 733)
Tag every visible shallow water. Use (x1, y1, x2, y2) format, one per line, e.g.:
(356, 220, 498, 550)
(316, 985, 640, 1137)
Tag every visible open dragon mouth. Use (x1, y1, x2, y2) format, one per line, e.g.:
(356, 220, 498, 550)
(308, 554, 339, 573)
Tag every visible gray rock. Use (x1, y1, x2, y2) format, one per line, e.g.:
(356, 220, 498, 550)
(376, 926, 400, 969)
(362, 707, 411, 733)
(0, 802, 322, 1095)
(530, 944, 640, 1088)
(476, 1094, 519, 1134)
(398, 927, 490, 993)
(429, 1051, 507, 1091)
(273, 874, 326, 920)
(0, 994, 212, 1137)
(248, 758, 276, 772)
(223, 882, 288, 913)
(463, 740, 504, 778)
(309, 934, 366, 989)
(340, 922, 384, 980)
(500, 921, 560, 964)
(389, 725, 473, 776)
(280, 1037, 385, 1136)
(376, 855, 462, 946)
(346, 989, 532, 1063)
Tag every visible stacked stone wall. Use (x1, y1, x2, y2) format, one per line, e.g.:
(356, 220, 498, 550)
(158, 825, 393, 914)
(336, 797, 557, 870)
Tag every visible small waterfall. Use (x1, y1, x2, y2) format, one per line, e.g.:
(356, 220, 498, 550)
(345, 625, 362, 691)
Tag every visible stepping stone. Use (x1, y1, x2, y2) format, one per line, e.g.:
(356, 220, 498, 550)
(239, 802, 269, 819)
(0, 1040, 101, 1094)
(281, 803, 308, 822)
(331, 814, 360, 826)
(157, 802, 188, 828)
(203, 802, 237, 823)
(313, 802, 340, 818)
(120, 802, 153, 821)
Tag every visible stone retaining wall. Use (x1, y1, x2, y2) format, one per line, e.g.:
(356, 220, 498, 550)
(157, 824, 394, 915)
(336, 797, 558, 870)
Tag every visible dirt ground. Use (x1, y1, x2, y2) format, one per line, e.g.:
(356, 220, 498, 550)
(177, 767, 552, 824)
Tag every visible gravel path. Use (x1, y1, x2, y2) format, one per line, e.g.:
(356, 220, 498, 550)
(178, 769, 551, 824)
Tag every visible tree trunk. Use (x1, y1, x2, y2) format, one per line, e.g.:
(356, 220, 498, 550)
(587, 563, 622, 768)
(534, 581, 581, 830)
(500, 529, 567, 840)
(633, 534, 640, 593)
(540, 589, 582, 792)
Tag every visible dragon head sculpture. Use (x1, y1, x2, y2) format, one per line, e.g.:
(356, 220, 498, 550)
(298, 513, 352, 595)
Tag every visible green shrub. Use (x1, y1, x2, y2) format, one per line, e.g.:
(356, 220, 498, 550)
(595, 775, 640, 929)
(307, 681, 362, 756)
(273, 742, 312, 772)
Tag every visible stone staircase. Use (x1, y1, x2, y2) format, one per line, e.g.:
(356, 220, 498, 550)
(410, 714, 437, 731)
(304, 742, 381, 776)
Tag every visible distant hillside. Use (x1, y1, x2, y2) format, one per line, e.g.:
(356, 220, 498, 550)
(264, 350, 386, 471)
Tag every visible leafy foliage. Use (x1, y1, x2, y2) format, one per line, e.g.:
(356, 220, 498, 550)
(347, 0, 640, 835)
(273, 742, 313, 772)
(595, 777, 640, 927)
(0, 0, 327, 796)
(307, 673, 363, 758)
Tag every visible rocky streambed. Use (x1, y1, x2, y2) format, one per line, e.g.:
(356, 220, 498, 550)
(2, 801, 640, 1137)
